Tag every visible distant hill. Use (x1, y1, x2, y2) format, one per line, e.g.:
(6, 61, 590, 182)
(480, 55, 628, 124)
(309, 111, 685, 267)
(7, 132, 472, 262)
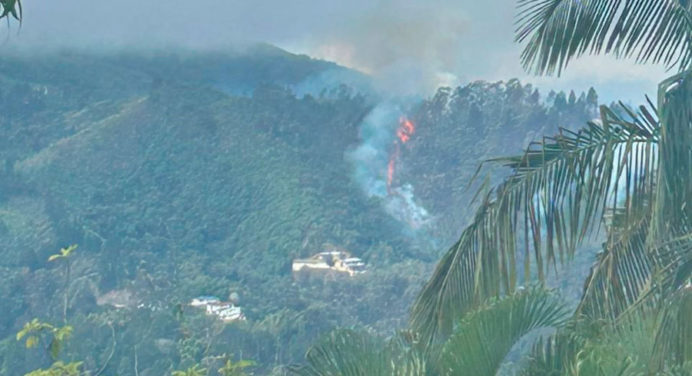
(0, 46, 599, 374)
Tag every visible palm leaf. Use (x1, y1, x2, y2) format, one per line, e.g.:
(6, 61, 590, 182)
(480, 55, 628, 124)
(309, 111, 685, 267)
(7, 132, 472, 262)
(47, 244, 78, 262)
(656, 232, 692, 294)
(653, 70, 692, 240)
(578, 71, 691, 321)
(516, 0, 692, 75)
(576, 209, 655, 319)
(293, 289, 567, 376)
(652, 286, 692, 369)
(520, 328, 588, 375)
(437, 287, 569, 376)
(610, 230, 692, 317)
(0, 0, 21, 23)
(411, 103, 659, 345)
(524, 314, 663, 375)
(531, 293, 692, 374)
(289, 329, 427, 376)
(528, 232, 690, 374)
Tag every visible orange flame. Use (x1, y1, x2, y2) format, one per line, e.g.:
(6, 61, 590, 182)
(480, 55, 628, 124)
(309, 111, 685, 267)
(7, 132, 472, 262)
(396, 117, 415, 143)
(388, 117, 415, 194)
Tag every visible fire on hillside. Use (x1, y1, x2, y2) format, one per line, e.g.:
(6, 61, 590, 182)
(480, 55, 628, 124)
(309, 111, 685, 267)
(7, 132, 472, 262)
(387, 117, 416, 193)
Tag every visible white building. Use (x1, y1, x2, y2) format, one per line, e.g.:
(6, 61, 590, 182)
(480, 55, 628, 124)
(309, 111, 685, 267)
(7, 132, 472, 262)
(190, 296, 220, 307)
(292, 247, 366, 277)
(189, 296, 246, 322)
(206, 302, 246, 322)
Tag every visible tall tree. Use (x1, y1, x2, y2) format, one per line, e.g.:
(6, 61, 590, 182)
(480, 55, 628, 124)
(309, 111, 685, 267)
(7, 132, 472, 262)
(48, 245, 77, 324)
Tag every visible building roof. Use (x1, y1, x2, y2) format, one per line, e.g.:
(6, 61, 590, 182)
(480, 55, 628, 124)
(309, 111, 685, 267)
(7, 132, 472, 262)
(195, 295, 220, 301)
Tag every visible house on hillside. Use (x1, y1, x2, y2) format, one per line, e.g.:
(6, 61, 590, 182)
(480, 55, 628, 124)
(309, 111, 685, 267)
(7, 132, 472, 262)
(206, 302, 245, 322)
(190, 296, 220, 307)
(189, 296, 246, 322)
(292, 245, 366, 278)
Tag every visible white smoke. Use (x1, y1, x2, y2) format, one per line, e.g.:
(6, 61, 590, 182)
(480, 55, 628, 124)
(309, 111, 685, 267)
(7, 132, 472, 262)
(347, 103, 398, 197)
(385, 184, 431, 230)
(346, 101, 431, 229)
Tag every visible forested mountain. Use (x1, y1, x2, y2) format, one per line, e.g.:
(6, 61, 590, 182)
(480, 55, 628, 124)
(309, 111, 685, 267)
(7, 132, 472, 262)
(0, 47, 597, 375)
(402, 81, 598, 245)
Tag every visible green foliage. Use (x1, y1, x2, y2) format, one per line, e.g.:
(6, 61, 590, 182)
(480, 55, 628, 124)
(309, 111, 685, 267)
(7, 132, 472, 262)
(218, 357, 255, 376)
(0, 0, 21, 23)
(172, 364, 207, 376)
(515, 0, 692, 75)
(437, 288, 569, 375)
(402, 80, 597, 247)
(0, 50, 601, 374)
(652, 286, 692, 370)
(290, 329, 426, 376)
(654, 70, 692, 241)
(409, 1, 692, 374)
(293, 288, 568, 376)
(523, 309, 692, 376)
(47, 245, 77, 262)
(47, 245, 77, 324)
(0, 50, 428, 373)
(16, 319, 73, 360)
(411, 102, 661, 344)
(0, 43, 667, 375)
(24, 361, 83, 376)
(17, 319, 55, 349)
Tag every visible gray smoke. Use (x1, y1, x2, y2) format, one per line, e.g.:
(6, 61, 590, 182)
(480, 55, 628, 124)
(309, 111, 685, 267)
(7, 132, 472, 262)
(11, 0, 663, 102)
(347, 103, 399, 198)
(14, 0, 478, 95)
(346, 101, 431, 229)
(307, 1, 470, 95)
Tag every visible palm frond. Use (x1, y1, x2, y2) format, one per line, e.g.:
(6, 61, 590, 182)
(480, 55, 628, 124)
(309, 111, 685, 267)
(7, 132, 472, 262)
(524, 314, 665, 375)
(653, 70, 692, 240)
(577, 94, 690, 315)
(516, 0, 692, 75)
(576, 210, 655, 319)
(520, 328, 588, 375)
(0, 0, 21, 23)
(411, 104, 660, 345)
(289, 329, 428, 376)
(657, 232, 692, 294)
(619, 231, 692, 314)
(652, 286, 692, 369)
(437, 287, 569, 376)
(532, 233, 691, 374)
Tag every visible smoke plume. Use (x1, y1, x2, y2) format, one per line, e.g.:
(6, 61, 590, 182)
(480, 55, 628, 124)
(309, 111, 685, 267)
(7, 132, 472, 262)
(346, 101, 431, 230)
(309, 1, 469, 95)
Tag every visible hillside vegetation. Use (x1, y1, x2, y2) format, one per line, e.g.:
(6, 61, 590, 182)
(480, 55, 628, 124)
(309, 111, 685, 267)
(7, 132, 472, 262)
(0, 47, 597, 375)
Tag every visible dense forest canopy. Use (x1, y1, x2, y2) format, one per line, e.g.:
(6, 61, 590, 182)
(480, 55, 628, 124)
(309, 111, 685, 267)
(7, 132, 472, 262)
(0, 48, 601, 375)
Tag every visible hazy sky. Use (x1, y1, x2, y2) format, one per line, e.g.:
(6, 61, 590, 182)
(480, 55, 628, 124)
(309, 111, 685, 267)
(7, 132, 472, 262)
(15, 0, 670, 103)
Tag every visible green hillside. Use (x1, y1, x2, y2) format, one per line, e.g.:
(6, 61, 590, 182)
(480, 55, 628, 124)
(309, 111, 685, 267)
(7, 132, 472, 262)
(0, 48, 600, 375)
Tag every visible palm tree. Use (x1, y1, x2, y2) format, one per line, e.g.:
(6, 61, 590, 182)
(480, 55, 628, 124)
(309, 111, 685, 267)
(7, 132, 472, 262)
(411, 0, 691, 371)
(292, 288, 569, 376)
(48, 244, 78, 324)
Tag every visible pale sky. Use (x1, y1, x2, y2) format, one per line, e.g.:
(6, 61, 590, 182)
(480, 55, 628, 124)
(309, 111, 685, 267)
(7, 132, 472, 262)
(13, 0, 670, 103)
